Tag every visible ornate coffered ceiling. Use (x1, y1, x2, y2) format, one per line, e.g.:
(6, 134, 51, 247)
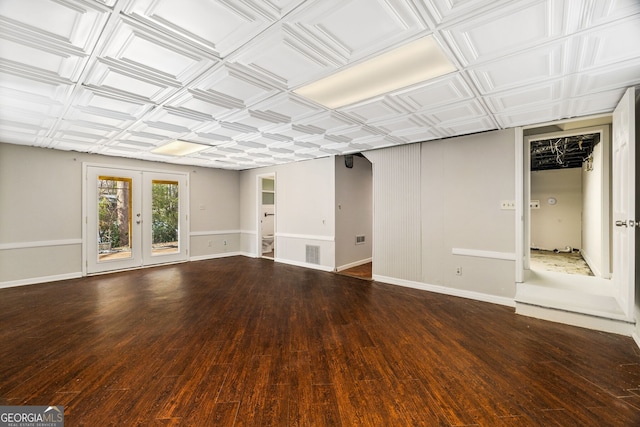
(1, 0, 639, 170)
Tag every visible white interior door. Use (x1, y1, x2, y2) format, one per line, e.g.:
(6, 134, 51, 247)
(612, 87, 636, 319)
(86, 166, 188, 274)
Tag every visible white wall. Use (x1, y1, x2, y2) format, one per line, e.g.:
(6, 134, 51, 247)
(581, 141, 604, 276)
(0, 143, 240, 286)
(530, 168, 582, 251)
(366, 129, 516, 303)
(239, 157, 336, 270)
(335, 155, 372, 270)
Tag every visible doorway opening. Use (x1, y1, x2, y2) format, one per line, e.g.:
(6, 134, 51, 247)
(257, 173, 275, 260)
(527, 129, 608, 278)
(515, 93, 635, 333)
(334, 153, 373, 280)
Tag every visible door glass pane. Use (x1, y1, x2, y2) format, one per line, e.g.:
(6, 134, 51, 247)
(98, 176, 133, 261)
(152, 180, 179, 256)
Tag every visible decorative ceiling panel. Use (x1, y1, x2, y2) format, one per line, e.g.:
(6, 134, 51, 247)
(577, 16, 640, 69)
(442, 0, 570, 66)
(437, 116, 496, 136)
(228, 24, 342, 88)
(467, 41, 570, 94)
(484, 79, 566, 113)
(494, 102, 564, 128)
(390, 74, 475, 112)
(0, 0, 638, 170)
(340, 96, 409, 124)
(123, 0, 284, 57)
(287, 0, 428, 62)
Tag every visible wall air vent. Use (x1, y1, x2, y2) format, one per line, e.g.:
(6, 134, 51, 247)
(305, 245, 320, 265)
(355, 235, 366, 245)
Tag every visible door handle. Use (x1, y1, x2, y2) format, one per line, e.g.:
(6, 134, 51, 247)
(615, 220, 627, 227)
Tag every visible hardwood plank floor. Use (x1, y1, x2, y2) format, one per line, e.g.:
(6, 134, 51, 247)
(1, 256, 639, 426)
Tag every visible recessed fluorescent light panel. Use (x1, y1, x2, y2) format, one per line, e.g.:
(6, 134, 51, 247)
(152, 140, 209, 156)
(295, 35, 456, 109)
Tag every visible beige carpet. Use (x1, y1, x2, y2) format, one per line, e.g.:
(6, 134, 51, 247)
(530, 250, 594, 276)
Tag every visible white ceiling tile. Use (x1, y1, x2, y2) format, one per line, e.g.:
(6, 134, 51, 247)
(390, 74, 474, 111)
(52, 120, 119, 145)
(583, 0, 640, 27)
(565, 87, 628, 117)
(0, 72, 73, 105)
(64, 88, 152, 127)
(436, 116, 496, 136)
(288, 0, 427, 61)
(494, 102, 564, 128)
(50, 140, 100, 151)
(467, 42, 569, 94)
(98, 18, 217, 84)
(298, 112, 356, 133)
(340, 96, 408, 123)
(417, 0, 511, 24)
(123, 0, 281, 57)
(371, 114, 429, 134)
(191, 64, 279, 109)
(577, 16, 640, 69)
(251, 93, 324, 122)
(225, 109, 290, 130)
(389, 125, 446, 143)
(83, 58, 179, 103)
(572, 59, 640, 95)
(0, 0, 108, 54)
(0, 36, 87, 82)
(229, 24, 341, 88)
(484, 80, 566, 113)
(422, 99, 487, 125)
(442, 0, 570, 65)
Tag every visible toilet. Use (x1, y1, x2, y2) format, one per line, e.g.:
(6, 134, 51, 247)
(262, 234, 274, 253)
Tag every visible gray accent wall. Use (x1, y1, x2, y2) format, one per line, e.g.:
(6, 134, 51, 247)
(366, 129, 517, 302)
(0, 143, 240, 286)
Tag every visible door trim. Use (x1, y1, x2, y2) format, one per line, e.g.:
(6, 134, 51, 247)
(256, 172, 276, 258)
(82, 162, 190, 276)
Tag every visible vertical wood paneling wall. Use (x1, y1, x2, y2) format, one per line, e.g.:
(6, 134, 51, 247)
(365, 144, 422, 282)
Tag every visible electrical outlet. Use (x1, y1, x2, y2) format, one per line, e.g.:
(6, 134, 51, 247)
(208, 240, 212, 247)
(500, 200, 516, 210)
(455, 267, 462, 276)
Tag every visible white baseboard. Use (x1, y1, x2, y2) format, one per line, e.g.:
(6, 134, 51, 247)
(633, 332, 640, 350)
(0, 272, 83, 289)
(335, 257, 372, 272)
(190, 251, 243, 262)
(373, 275, 515, 307)
(275, 257, 334, 272)
(516, 302, 634, 336)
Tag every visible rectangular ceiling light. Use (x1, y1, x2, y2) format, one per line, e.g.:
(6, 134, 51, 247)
(152, 140, 209, 156)
(294, 35, 456, 109)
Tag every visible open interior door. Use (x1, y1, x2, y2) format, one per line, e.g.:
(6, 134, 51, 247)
(612, 87, 637, 320)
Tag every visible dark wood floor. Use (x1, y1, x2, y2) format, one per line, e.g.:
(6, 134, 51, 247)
(337, 262, 372, 280)
(1, 257, 640, 426)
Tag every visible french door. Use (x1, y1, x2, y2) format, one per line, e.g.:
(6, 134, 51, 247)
(85, 166, 188, 274)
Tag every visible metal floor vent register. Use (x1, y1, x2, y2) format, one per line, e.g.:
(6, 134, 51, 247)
(305, 245, 320, 265)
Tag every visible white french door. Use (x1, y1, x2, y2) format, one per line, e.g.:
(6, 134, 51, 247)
(85, 166, 188, 274)
(612, 87, 636, 319)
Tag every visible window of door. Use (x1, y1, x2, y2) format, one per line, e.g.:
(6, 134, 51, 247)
(85, 166, 188, 274)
